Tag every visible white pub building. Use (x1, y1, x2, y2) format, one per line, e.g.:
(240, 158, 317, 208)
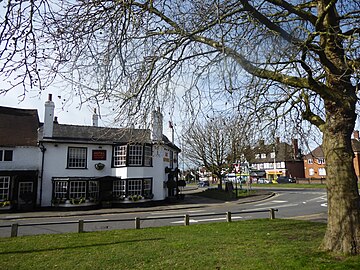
(0, 95, 181, 210)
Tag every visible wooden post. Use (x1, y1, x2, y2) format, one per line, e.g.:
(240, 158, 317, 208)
(226, 211, 232, 222)
(184, 214, 189, 226)
(78, 220, 84, 233)
(269, 208, 276, 219)
(135, 217, 141, 229)
(11, 223, 18, 237)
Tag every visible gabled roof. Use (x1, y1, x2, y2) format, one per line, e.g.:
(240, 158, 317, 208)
(249, 141, 301, 163)
(39, 123, 151, 144)
(38, 123, 181, 151)
(304, 139, 360, 158)
(0, 106, 40, 146)
(304, 145, 324, 159)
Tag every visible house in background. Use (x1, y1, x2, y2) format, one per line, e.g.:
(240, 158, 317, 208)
(248, 138, 304, 181)
(303, 130, 360, 181)
(0, 95, 181, 210)
(0, 106, 40, 210)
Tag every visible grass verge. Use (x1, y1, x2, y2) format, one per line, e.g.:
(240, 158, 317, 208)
(1, 219, 359, 269)
(252, 183, 327, 189)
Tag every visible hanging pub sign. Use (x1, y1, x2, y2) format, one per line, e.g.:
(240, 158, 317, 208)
(92, 150, 107, 160)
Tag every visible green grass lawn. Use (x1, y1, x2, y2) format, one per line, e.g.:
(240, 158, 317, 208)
(252, 183, 327, 189)
(1, 219, 359, 269)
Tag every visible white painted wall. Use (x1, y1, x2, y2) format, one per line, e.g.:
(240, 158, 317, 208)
(0, 146, 40, 171)
(40, 142, 177, 206)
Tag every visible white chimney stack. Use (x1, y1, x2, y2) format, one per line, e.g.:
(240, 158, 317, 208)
(92, 108, 99, 127)
(43, 94, 55, 138)
(151, 108, 163, 141)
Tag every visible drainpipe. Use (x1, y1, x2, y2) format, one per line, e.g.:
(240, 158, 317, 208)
(38, 143, 46, 207)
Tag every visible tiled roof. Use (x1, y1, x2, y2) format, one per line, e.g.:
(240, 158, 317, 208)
(304, 145, 324, 159)
(304, 139, 360, 158)
(39, 123, 181, 151)
(0, 106, 39, 146)
(249, 141, 301, 163)
(39, 123, 151, 143)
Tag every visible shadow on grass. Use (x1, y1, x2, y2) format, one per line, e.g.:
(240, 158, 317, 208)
(2, 237, 164, 255)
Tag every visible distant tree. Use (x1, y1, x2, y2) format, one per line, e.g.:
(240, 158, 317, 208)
(183, 115, 253, 188)
(1, 1, 360, 254)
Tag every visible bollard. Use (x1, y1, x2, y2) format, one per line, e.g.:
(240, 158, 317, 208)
(226, 211, 232, 222)
(78, 220, 84, 233)
(135, 217, 141, 229)
(269, 208, 276, 219)
(184, 214, 190, 226)
(11, 223, 18, 237)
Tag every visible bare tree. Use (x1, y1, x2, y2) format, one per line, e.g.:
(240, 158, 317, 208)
(182, 114, 253, 188)
(1, 0, 360, 254)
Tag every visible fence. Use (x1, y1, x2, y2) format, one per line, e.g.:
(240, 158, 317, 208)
(0, 208, 278, 238)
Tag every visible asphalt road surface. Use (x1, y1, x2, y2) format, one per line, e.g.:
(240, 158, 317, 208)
(0, 188, 327, 237)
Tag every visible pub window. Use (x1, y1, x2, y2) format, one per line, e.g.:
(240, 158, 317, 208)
(128, 179, 142, 196)
(54, 181, 68, 199)
(170, 150, 174, 168)
(144, 145, 152, 166)
(67, 147, 87, 168)
(69, 181, 87, 199)
(113, 180, 126, 198)
(128, 145, 143, 166)
(88, 181, 99, 199)
(113, 145, 127, 167)
(0, 176, 10, 201)
(143, 178, 152, 198)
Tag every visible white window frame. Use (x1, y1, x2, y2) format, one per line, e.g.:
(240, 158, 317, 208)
(69, 181, 87, 199)
(143, 178, 152, 197)
(270, 152, 275, 159)
(114, 145, 127, 167)
(309, 168, 315, 176)
(88, 181, 99, 199)
(67, 147, 87, 168)
(128, 179, 142, 196)
(128, 145, 143, 166)
(144, 145, 152, 166)
(0, 176, 10, 201)
(317, 158, 325, 165)
(54, 181, 68, 199)
(261, 153, 267, 159)
(318, 168, 326, 176)
(308, 159, 313, 164)
(113, 180, 126, 198)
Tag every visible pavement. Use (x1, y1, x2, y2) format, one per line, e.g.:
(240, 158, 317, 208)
(0, 188, 275, 221)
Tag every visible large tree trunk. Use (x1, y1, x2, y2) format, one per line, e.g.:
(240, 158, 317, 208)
(321, 102, 360, 254)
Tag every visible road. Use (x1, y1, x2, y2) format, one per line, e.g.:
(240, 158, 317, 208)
(0, 188, 327, 237)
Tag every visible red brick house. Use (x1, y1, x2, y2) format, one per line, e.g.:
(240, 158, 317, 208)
(304, 131, 360, 180)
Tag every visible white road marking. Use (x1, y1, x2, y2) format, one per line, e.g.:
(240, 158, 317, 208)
(243, 203, 299, 212)
(150, 212, 216, 219)
(255, 200, 287, 206)
(171, 216, 243, 224)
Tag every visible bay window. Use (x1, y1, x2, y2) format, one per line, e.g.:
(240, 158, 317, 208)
(113, 144, 152, 167)
(0, 176, 10, 201)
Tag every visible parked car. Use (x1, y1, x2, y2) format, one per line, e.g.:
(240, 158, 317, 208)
(276, 176, 295, 184)
(257, 178, 270, 184)
(198, 180, 210, 187)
